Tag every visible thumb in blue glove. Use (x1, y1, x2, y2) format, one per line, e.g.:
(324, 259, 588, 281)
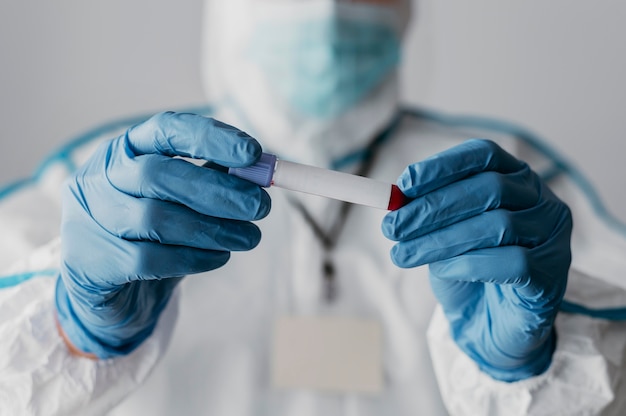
(382, 139, 572, 381)
(55, 112, 271, 358)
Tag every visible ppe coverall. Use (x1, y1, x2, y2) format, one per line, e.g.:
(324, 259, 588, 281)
(2, 0, 626, 414)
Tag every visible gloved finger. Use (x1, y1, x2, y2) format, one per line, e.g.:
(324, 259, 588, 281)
(427, 277, 481, 314)
(429, 243, 569, 303)
(92, 195, 262, 251)
(428, 245, 532, 287)
(382, 168, 540, 241)
(125, 112, 261, 168)
(71, 276, 185, 337)
(61, 217, 233, 286)
(390, 207, 552, 268)
(398, 139, 527, 199)
(107, 153, 271, 221)
(112, 240, 232, 284)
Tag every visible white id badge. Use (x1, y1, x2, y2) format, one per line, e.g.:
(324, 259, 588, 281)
(271, 316, 383, 394)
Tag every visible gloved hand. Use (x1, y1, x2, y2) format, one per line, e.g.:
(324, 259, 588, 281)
(382, 139, 572, 382)
(55, 112, 271, 359)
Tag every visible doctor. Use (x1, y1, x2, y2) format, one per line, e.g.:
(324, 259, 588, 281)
(1, 0, 626, 415)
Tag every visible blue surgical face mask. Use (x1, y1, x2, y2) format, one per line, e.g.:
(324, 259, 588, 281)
(247, 5, 401, 120)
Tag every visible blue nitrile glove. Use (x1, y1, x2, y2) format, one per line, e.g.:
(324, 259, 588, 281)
(382, 139, 572, 382)
(55, 112, 271, 358)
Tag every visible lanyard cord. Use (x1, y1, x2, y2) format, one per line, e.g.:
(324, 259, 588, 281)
(286, 114, 403, 302)
(286, 148, 376, 250)
(286, 150, 375, 303)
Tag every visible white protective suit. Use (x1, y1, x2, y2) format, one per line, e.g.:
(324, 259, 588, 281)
(1, 1, 626, 415)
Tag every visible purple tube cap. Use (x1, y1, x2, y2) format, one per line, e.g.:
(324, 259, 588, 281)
(228, 152, 276, 187)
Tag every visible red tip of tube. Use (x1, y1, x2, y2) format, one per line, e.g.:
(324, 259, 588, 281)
(387, 185, 410, 211)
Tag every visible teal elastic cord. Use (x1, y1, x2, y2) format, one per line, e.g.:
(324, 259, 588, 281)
(560, 300, 626, 321)
(0, 269, 59, 289)
(402, 106, 626, 321)
(0, 105, 214, 290)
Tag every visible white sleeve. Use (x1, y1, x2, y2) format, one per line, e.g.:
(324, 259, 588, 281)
(427, 305, 626, 416)
(0, 241, 179, 416)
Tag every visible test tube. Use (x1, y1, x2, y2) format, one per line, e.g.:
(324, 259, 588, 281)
(228, 153, 409, 211)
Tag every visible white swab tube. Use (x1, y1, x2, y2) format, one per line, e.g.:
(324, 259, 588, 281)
(228, 153, 409, 211)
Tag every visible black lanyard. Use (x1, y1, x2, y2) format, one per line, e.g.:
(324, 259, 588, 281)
(286, 114, 402, 303)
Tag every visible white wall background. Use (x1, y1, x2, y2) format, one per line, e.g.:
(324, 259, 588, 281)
(1, 0, 624, 222)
